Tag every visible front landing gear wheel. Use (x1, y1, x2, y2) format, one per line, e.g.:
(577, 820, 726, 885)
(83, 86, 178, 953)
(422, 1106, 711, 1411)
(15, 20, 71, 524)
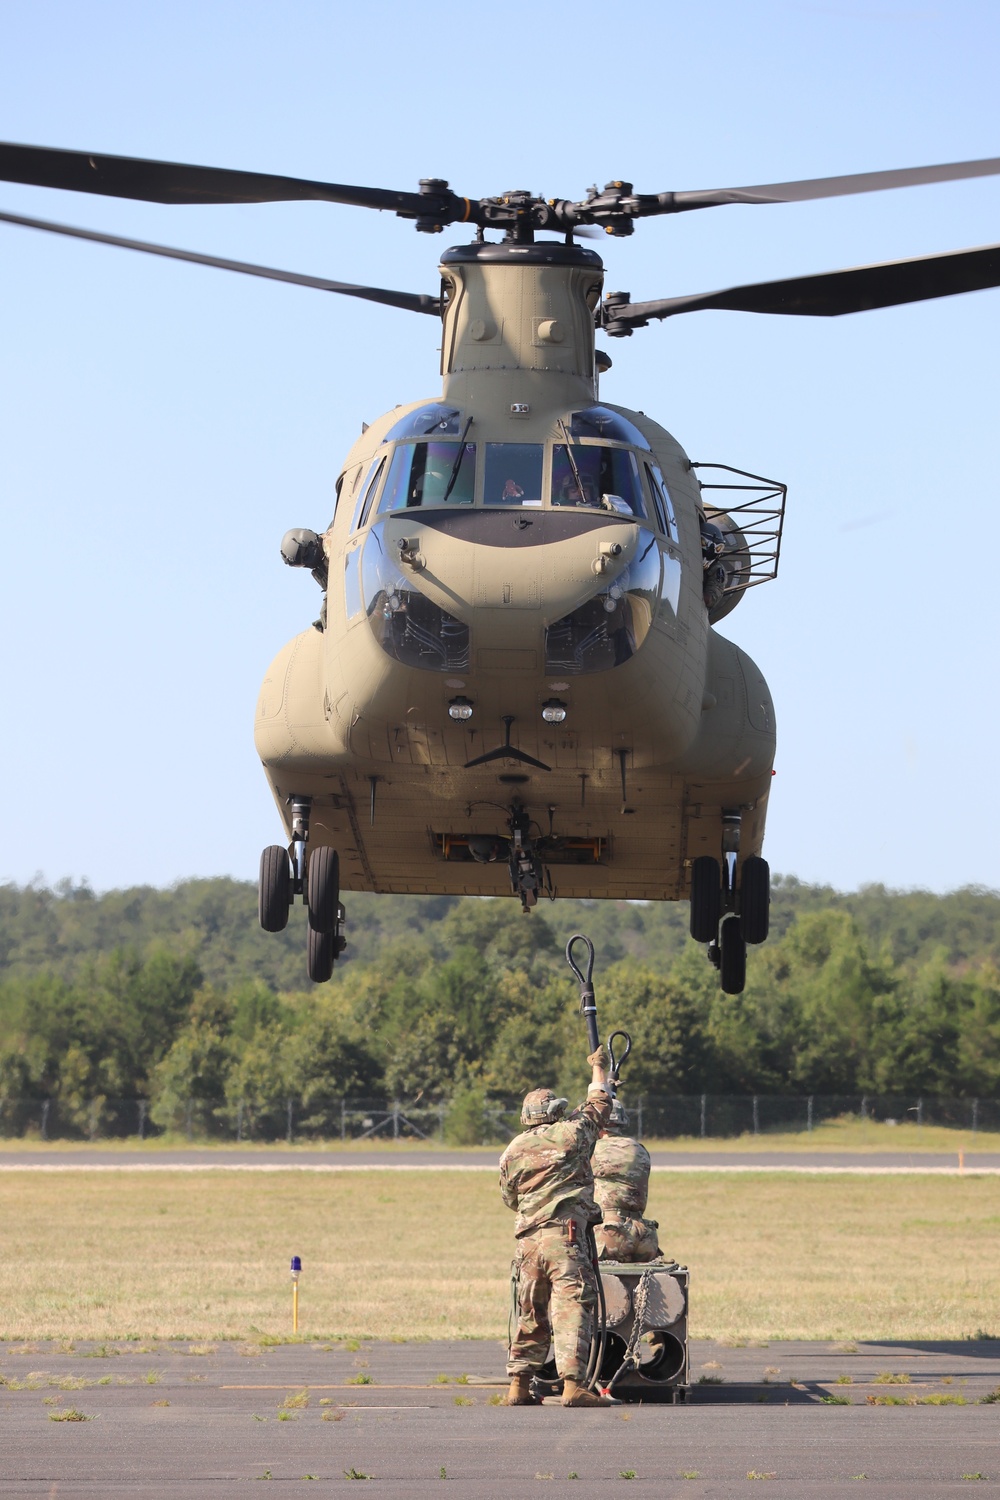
(307, 924, 335, 983)
(258, 846, 291, 933)
(307, 847, 340, 932)
(719, 914, 747, 995)
(740, 855, 770, 944)
(690, 856, 722, 942)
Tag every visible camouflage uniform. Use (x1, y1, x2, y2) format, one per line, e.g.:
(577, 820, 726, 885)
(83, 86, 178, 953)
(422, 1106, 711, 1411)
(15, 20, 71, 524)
(500, 1089, 611, 1380)
(592, 1130, 663, 1263)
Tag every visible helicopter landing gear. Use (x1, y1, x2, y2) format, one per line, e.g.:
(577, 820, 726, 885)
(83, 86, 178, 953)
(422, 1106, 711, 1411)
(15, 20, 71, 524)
(307, 900, 347, 983)
(258, 845, 292, 932)
(692, 811, 769, 995)
(689, 856, 722, 942)
(739, 854, 770, 945)
(507, 802, 543, 913)
(307, 846, 340, 932)
(718, 913, 746, 995)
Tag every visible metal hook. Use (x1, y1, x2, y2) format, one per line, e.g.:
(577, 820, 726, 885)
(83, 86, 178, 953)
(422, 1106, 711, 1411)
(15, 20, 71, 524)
(565, 933, 599, 1053)
(608, 1030, 632, 1081)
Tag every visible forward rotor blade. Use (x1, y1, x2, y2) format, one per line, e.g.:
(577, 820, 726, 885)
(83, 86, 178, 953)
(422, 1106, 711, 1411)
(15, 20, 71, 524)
(0, 209, 440, 315)
(0, 140, 441, 216)
(660, 155, 1000, 213)
(605, 243, 1000, 327)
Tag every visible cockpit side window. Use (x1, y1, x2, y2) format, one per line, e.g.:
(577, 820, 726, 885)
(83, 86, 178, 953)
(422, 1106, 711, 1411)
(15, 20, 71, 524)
(552, 445, 647, 518)
(352, 456, 386, 532)
(376, 441, 477, 514)
(645, 462, 679, 541)
(483, 444, 544, 506)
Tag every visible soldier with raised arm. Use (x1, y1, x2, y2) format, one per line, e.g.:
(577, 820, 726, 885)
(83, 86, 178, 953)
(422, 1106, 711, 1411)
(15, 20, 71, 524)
(499, 1047, 618, 1408)
(592, 1098, 663, 1263)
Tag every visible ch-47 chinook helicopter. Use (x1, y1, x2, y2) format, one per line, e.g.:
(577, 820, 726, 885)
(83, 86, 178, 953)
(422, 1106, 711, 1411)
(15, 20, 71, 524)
(3, 143, 1000, 993)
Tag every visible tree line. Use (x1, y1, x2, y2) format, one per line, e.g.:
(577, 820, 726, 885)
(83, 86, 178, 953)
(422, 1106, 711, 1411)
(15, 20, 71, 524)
(0, 877, 998, 1138)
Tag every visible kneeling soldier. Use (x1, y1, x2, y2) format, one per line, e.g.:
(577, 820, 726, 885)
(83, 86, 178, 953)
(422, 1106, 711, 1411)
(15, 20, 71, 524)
(592, 1098, 663, 1263)
(500, 1047, 617, 1407)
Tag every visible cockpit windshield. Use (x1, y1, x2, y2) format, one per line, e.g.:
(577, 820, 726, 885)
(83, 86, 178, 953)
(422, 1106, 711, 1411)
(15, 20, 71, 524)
(568, 406, 651, 448)
(552, 444, 647, 518)
(483, 443, 544, 506)
(376, 441, 476, 513)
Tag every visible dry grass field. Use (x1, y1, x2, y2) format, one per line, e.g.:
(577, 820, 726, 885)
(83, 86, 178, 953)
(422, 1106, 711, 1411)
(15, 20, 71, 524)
(2, 1169, 999, 1344)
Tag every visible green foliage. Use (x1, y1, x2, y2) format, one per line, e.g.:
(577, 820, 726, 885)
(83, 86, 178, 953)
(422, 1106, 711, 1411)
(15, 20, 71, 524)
(1, 875, 999, 1134)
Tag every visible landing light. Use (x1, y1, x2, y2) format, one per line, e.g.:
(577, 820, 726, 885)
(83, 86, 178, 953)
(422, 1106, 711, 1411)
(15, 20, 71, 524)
(541, 698, 568, 724)
(448, 696, 474, 721)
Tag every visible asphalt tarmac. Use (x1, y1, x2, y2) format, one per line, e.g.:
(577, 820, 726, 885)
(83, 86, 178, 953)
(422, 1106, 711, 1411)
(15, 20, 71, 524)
(1, 1148, 998, 1172)
(2, 1336, 999, 1497)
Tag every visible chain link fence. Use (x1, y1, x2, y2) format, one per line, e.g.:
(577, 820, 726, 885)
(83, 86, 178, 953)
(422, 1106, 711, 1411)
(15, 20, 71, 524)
(1, 1092, 998, 1144)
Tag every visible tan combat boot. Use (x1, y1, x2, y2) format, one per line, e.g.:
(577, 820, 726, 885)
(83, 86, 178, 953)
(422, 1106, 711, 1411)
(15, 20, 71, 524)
(561, 1379, 619, 1407)
(506, 1373, 540, 1406)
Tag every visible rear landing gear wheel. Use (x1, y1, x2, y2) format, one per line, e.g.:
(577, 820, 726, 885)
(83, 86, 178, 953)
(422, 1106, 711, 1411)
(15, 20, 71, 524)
(258, 846, 291, 933)
(719, 914, 746, 995)
(739, 855, 770, 945)
(307, 924, 335, 983)
(689, 856, 722, 942)
(307, 846, 340, 932)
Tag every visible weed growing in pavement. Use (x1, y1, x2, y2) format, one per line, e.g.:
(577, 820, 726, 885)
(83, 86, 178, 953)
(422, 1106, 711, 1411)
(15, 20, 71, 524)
(488, 1393, 504, 1405)
(81, 1343, 120, 1358)
(344, 1339, 362, 1352)
(568, 1474, 579, 1481)
(186, 1344, 216, 1356)
(962, 1474, 989, 1481)
(849, 1476, 867, 1482)
(322, 1410, 345, 1422)
(455, 1374, 469, 1384)
(49, 1408, 89, 1421)
(680, 1473, 700, 1481)
(874, 1372, 910, 1384)
(618, 1471, 637, 1480)
(434, 1374, 450, 1384)
(439, 1468, 447, 1479)
(347, 1373, 373, 1385)
(697, 1375, 723, 1385)
(835, 1375, 853, 1384)
(867, 1395, 912, 1406)
(747, 1472, 777, 1481)
(822, 1396, 851, 1404)
(763, 1367, 781, 1382)
(143, 1370, 160, 1384)
(255, 1471, 272, 1481)
(151, 1400, 170, 1407)
(535, 1474, 554, 1481)
(301, 1477, 318, 1482)
(920, 1395, 966, 1405)
(833, 1343, 858, 1354)
(344, 1468, 373, 1480)
(453, 1395, 473, 1406)
(281, 1390, 309, 1409)
(979, 1387, 1000, 1404)
(277, 1411, 297, 1421)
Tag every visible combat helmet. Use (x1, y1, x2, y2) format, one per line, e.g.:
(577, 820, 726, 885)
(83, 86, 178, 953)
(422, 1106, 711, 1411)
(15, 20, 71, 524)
(607, 1097, 630, 1131)
(521, 1089, 569, 1127)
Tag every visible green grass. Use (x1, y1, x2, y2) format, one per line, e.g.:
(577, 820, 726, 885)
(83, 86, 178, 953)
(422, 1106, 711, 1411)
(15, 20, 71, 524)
(2, 1169, 1000, 1341)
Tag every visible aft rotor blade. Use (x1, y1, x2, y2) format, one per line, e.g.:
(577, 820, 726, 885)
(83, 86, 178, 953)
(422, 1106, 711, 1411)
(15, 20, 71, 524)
(605, 243, 1000, 327)
(657, 155, 1000, 213)
(0, 209, 440, 314)
(0, 140, 441, 215)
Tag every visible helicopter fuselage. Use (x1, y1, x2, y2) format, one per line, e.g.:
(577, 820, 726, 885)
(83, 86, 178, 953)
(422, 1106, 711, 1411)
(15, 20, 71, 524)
(255, 241, 776, 902)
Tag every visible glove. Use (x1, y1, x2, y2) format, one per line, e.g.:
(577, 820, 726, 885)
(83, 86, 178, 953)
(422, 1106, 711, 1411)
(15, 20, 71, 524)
(587, 1045, 610, 1069)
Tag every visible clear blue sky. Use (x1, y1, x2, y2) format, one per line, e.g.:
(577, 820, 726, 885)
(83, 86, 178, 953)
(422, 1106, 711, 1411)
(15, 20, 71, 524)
(1, 0, 998, 896)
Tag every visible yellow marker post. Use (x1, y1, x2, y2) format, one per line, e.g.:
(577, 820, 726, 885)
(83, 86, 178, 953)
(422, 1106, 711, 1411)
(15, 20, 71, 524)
(290, 1255, 302, 1333)
(959, 1150, 965, 1176)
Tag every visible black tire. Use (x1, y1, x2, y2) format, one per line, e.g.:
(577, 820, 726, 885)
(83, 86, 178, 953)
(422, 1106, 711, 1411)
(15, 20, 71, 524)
(740, 855, 770, 945)
(307, 924, 335, 983)
(258, 846, 291, 933)
(689, 856, 722, 942)
(307, 846, 340, 933)
(719, 914, 746, 995)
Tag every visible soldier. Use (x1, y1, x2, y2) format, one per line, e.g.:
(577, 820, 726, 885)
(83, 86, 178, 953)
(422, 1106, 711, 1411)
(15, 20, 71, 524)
(500, 1047, 618, 1408)
(592, 1099, 663, 1263)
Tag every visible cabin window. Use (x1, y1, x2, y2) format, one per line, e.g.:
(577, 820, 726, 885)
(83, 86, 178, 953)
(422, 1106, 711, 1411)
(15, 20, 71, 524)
(645, 462, 678, 541)
(377, 441, 477, 514)
(568, 406, 651, 449)
(361, 522, 470, 672)
(382, 403, 463, 440)
(344, 550, 363, 620)
(483, 443, 544, 506)
(544, 529, 661, 674)
(353, 456, 386, 531)
(552, 445, 647, 518)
